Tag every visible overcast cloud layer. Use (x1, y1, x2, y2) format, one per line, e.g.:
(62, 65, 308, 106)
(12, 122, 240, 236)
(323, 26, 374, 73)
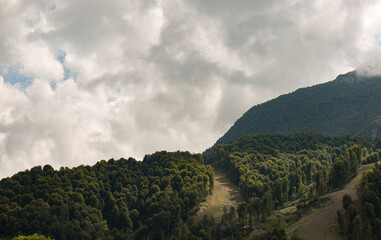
(1, 0, 381, 178)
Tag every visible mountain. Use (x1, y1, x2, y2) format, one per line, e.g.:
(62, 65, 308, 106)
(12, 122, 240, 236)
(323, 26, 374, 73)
(360, 116, 381, 137)
(211, 71, 381, 148)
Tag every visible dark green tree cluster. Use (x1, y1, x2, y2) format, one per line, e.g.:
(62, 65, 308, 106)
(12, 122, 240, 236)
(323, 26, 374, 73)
(182, 204, 304, 240)
(329, 145, 362, 189)
(0, 151, 214, 240)
(206, 133, 370, 219)
(362, 151, 381, 165)
(181, 205, 248, 240)
(337, 162, 381, 240)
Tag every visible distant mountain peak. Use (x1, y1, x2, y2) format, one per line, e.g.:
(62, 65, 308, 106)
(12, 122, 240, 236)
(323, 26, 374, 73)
(333, 71, 358, 83)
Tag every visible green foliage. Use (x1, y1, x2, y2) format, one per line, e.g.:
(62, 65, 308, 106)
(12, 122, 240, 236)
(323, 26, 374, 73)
(329, 145, 362, 189)
(12, 234, 53, 240)
(186, 204, 304, 240)
(0, 151, 214, 240)
(337, 163, 381, 239)
(0, 134, 377, 240)
(210, 72, 381, 150)
(206, 133, 371, 221)
(363, 151, 380, 164)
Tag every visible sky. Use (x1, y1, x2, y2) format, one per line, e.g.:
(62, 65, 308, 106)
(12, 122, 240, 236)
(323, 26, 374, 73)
(1, 0, 381, 178)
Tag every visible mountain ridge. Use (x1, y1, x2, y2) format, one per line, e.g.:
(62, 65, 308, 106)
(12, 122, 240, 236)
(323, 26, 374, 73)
(208, 71, 381, 151)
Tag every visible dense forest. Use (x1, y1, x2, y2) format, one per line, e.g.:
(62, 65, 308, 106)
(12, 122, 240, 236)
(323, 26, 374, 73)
(205, 133, 380, 221)
(184, 133, 380, 240)
(210, 72, 381, 149)
(1, 133, 380, 240)
(0, 151, 214, 240)
(337, 162, 381, 240)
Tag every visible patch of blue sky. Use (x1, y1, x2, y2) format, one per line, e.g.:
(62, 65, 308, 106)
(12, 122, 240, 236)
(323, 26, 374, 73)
(57, 50, 66, 63)
(0, 50, 78, 90)
(0, 66, 33, 88)
(64, 68, 78, 81)
(50, 81, 57, 90)
(57, 50, 78, 81)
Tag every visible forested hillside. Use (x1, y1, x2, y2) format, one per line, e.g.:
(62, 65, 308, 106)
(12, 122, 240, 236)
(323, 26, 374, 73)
(211, 71, 381, 148)
(1, 134, 380, 240)
(172, 133, 381, 240)
(205, 133, 380, 220)
(360, 116, 381, 137)
(337, 162, 381, 239)
(0, 151, 214, 240)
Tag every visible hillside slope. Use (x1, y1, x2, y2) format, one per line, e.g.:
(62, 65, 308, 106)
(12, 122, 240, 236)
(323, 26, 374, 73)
(0, 151, 214, 240)
(286, 163, 375, 240)
(195, 170, 243, 221)
(203, 133, 380, 239)
(212, 71, 381, 148)
(360, 116, 381, 137)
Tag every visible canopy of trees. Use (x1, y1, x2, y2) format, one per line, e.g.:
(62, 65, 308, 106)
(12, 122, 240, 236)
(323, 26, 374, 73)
(0, 151, 214, 240)
(337, 162, 381, 240)
(0, 133, 379, 239)
(205, 133, 377, 220)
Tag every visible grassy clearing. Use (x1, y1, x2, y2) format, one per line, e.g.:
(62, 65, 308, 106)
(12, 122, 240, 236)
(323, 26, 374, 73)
(195, 170, 243, 221)
(286, 163, 375, 240)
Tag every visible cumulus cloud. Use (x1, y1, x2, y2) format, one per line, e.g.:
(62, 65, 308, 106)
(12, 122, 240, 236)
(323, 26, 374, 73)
(0, 0, 381, 178)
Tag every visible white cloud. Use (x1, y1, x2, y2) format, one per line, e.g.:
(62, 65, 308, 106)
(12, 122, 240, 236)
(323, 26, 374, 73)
(357, 55, 381, 77)
(0, 0, 381, 178)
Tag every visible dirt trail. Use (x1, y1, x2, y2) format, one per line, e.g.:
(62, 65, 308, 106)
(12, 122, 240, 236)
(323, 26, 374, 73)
(287, 164, 374, 240)
(196, 170, 243, 221)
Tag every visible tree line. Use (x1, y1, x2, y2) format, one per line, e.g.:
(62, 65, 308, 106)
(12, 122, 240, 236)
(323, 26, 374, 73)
(1, 133, 380, 239)
(0, 151, 214, 240)
(205, 133, 378, 223)
(337, 162, 381, 240)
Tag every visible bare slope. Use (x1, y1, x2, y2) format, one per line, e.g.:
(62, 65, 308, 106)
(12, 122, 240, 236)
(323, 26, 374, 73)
(196, 170, 243, 221)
